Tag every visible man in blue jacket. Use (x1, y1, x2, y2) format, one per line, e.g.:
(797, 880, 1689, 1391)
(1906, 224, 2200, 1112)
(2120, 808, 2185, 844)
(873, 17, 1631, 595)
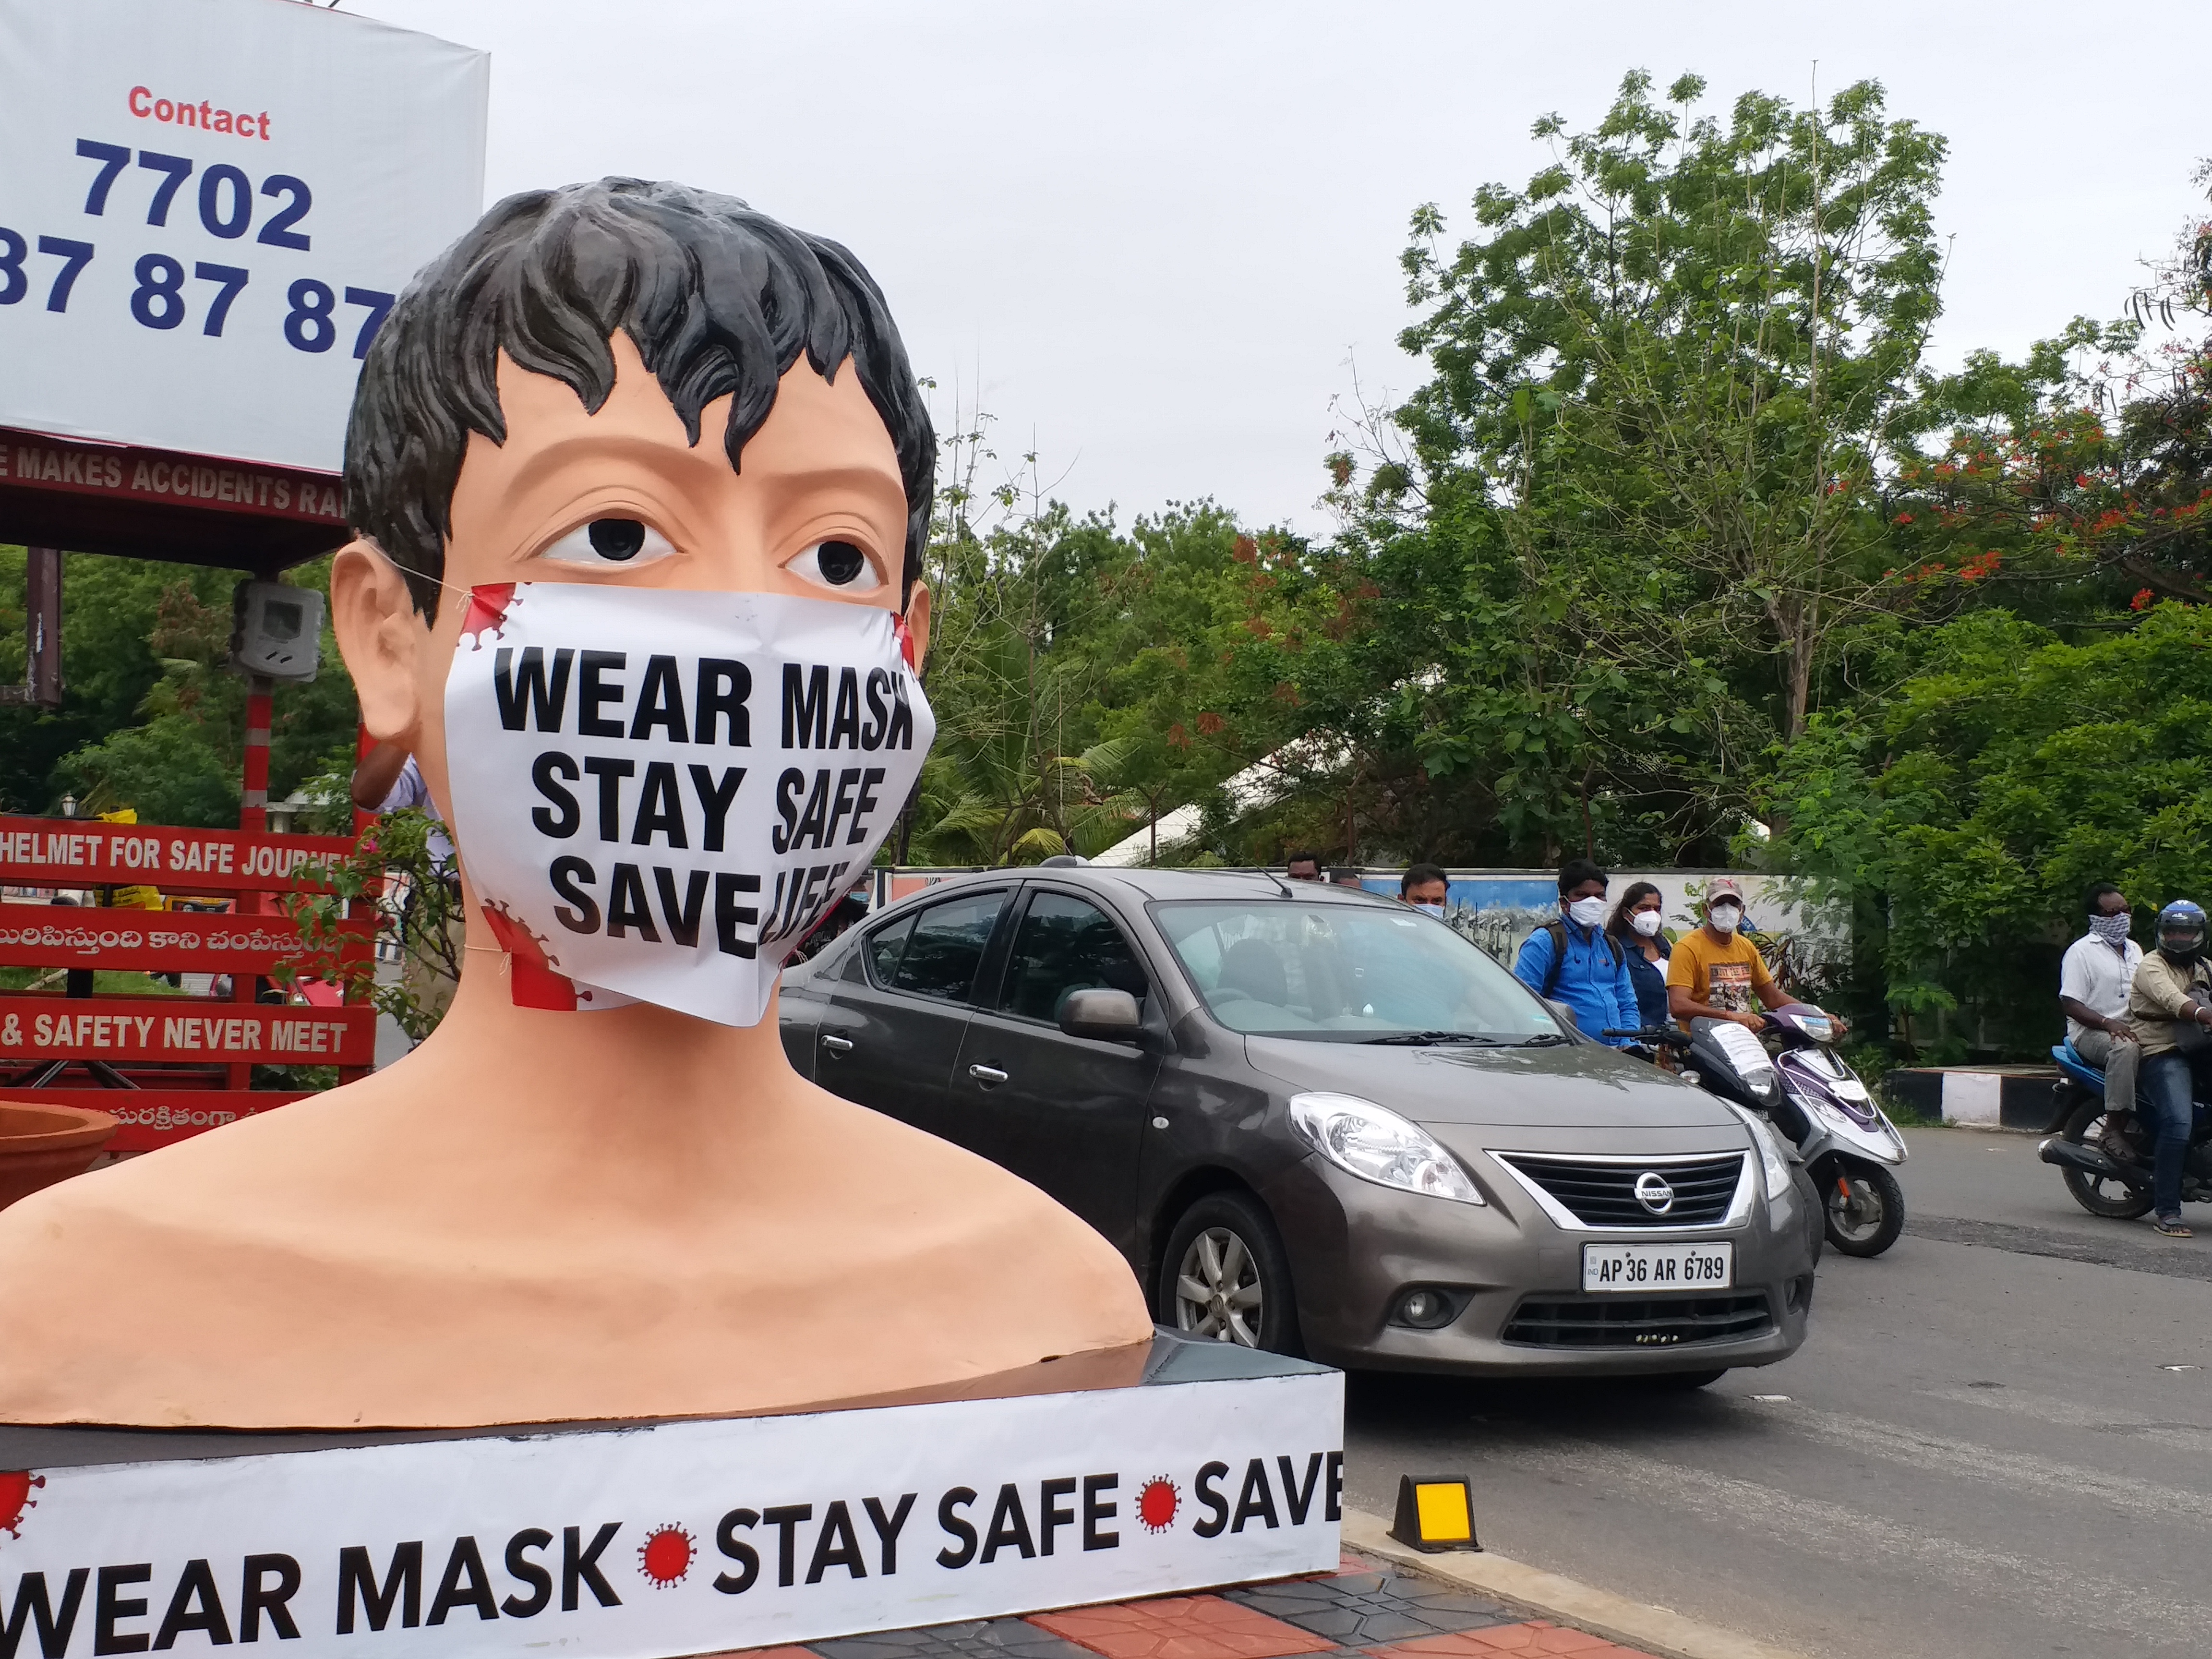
(1512, 858, 1638, 1046)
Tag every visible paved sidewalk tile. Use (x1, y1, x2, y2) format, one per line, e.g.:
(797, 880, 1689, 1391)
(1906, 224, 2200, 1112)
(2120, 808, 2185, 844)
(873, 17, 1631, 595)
(1029, 1594, 1337, 1659)
(1226, 1563, 1513, 1647)
(1366, 1621, 1652, 1657)
(808, 1618, 1101, 1659)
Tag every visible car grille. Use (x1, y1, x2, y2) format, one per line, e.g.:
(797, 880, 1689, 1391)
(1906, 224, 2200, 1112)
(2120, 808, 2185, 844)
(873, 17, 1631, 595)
(1502, 1293, 1774, 1349)
(1496, 1152, 1743, 1227)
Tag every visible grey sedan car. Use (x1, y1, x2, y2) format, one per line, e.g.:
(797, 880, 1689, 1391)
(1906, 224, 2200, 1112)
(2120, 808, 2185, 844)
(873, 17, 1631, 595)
(778, 867, 1817, 1383)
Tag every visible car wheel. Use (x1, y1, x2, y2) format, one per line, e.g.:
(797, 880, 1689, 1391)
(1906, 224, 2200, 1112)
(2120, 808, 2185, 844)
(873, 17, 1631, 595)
(1158, 1190, 1302, 1355)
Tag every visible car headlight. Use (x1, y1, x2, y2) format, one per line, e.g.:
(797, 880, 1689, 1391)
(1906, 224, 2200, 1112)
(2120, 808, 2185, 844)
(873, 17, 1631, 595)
(1718, 1101, 1794, 1202)
(1288, 1093, 1486, 1206)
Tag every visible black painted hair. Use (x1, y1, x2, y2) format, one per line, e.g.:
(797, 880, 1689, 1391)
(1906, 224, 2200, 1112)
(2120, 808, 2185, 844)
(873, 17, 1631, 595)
(343, 178, 936, 617)
(1400, 862, 1449, 896)
(1557, 857, 1608, 896)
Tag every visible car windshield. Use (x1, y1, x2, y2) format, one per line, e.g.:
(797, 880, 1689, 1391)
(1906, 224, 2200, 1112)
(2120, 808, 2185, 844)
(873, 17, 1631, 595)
(1151, 899, 1565, 1042)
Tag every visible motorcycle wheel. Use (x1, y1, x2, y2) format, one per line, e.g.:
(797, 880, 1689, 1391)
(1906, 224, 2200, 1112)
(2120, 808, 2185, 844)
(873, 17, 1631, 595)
(2058, 1100, 2155, 1220)
(1824, 1163, 1905, 1257)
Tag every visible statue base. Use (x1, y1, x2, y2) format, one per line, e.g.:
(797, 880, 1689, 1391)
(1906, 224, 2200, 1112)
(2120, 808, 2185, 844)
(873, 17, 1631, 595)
(0, 1334, 1340, 1659)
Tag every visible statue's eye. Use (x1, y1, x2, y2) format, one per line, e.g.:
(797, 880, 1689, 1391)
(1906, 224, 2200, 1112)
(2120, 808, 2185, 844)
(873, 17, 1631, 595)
(539, 517, 676, 568)
(785, 538, 883, 594)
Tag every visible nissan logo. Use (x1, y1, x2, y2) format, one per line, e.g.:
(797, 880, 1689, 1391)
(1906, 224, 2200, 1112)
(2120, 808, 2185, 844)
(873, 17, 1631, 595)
(1634, 1171, 1676, 1215)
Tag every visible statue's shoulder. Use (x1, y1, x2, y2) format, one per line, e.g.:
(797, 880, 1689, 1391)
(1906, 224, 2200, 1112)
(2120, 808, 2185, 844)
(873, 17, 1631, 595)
(778, 1082, 1151, 1323)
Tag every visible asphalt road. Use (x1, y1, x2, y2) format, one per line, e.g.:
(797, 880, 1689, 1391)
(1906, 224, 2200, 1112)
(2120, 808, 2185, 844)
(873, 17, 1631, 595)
(1342, 1125, 2212, 1659)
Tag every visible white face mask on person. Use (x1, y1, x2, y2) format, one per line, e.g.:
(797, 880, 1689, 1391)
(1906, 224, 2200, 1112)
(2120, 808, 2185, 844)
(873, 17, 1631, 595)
(1567, 896, 1608, 928)
(1413, 902, 1446, 919)
(2087, 912, 2130, 947)
(1707, 902, 1742, 935)
(441, 582, 934, 1026)
(1631, 910, 1664, 938)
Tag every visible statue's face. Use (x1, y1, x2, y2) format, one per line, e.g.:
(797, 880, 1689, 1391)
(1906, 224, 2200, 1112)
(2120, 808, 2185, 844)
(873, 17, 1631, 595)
(360, 331, 930, 824)
(446, 330, 914, 617)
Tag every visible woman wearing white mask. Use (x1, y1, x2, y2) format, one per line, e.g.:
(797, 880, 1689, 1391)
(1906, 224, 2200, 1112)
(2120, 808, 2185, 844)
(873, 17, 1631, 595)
(1608, 880, 1672, 1032)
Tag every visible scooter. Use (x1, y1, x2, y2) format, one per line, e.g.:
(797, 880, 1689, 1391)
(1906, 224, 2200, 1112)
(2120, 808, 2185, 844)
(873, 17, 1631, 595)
(2037, 1041, 2212, 1219)
(1608, 1005, 1910, 1256)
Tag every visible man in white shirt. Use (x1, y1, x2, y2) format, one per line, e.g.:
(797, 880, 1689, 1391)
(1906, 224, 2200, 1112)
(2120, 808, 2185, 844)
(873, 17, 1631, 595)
(350, 741, 454, 867)
(2059, 881, 2142, 1116)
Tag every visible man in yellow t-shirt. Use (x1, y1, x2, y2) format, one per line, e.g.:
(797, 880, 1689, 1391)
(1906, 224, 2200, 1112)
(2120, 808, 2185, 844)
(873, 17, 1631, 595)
(1667, 877, 1786, 1032)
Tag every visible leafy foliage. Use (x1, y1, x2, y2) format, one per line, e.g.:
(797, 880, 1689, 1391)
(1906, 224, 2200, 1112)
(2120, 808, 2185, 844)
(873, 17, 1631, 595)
(1770, 603, 2212, 1058)
(0, 550, 358, 825)
(273, 806, 460, 1045)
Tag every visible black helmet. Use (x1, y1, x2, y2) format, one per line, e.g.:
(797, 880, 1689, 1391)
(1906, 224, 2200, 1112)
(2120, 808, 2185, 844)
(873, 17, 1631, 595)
(2156, 900, 2208, 964)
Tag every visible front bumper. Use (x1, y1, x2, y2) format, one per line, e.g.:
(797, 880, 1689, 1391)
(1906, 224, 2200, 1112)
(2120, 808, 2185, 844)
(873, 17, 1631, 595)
(1264, 1147, 1816, 1377)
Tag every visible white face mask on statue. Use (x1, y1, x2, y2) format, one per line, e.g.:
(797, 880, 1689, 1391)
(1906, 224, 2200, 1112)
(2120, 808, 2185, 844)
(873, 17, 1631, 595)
(442, 582, 935, 1027)
(1567, 896, 1608, 928)
(1708, 902, 1742, 935)
(1631, 910, 1664, 938)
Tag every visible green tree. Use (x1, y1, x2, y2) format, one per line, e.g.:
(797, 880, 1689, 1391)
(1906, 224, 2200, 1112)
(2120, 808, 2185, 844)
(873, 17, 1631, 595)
(1334, 70, 1955, 858)
(1769, 602, 2212, 1059)
(0, 550, 357, 826)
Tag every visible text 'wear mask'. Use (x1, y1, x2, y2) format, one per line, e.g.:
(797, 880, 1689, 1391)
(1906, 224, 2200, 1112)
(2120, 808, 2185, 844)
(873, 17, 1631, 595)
(443, 583, 934, 1026)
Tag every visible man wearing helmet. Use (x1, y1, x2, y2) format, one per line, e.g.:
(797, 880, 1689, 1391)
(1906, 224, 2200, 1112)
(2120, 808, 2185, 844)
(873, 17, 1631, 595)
(2126, 900, 2212, 1238)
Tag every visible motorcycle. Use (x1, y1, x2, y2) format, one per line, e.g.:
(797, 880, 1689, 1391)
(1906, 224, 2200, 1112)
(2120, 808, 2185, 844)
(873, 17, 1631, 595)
(1607, 1004, 1909, 1257)
(2036, 1040, 2212, 1219)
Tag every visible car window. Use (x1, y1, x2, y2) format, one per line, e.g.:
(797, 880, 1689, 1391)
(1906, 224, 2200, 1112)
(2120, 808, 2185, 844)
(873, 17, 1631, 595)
(889, 891, 1007, 1002)
(865, 914, 916, 986)
(1152, 898, 1563, 1042)
(999, 892, 1150, 1024)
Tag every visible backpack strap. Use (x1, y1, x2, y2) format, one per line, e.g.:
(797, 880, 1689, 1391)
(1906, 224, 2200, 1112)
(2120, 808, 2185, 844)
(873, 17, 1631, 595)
(1542, 922, 1625, 999)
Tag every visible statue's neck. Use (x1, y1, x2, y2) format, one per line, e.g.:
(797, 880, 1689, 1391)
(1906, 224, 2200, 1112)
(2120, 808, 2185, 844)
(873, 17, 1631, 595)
(399, 964, 795, 1146)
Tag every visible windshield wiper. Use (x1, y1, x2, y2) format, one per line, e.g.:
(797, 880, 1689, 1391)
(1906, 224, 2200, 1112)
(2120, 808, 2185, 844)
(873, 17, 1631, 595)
(1359, 1031, 1508, 1046)
(1516, 1032, 1573, 1046)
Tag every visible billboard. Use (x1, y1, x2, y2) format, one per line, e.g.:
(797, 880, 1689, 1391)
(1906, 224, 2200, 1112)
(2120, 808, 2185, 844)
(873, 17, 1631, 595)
(0, 0, 487, 474)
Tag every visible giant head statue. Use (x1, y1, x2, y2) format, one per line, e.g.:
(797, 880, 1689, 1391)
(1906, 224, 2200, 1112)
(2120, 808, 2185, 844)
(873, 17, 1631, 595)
(0, 181, 1155, 1430)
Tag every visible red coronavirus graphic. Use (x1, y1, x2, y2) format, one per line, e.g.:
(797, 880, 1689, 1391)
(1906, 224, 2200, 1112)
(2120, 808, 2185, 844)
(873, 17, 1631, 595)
(0, 1471, 44, 1543)
(459, 583, 517, 651)
(1136, 1476, 1179, 1533)
(480, 903, 579, 1011)
(637, 1525, 694, 1587)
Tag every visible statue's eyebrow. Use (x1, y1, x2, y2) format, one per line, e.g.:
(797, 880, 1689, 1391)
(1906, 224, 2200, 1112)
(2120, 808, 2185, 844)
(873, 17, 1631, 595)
(495, 428, 733, 500)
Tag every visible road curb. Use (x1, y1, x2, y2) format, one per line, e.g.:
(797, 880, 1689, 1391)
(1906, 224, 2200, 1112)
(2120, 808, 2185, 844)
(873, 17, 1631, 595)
(1341, 1508, 1815, 1659)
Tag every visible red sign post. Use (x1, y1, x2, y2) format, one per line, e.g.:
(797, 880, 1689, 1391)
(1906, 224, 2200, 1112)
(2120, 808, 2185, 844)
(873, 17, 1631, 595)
(0, 815, 374, 1152)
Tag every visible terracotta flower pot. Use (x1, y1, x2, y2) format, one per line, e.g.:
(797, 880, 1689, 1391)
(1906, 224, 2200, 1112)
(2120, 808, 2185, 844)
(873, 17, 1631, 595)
(0, 1103, 119, 1211)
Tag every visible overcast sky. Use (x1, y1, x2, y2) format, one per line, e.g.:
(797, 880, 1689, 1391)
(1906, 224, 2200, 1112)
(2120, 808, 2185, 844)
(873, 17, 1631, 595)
(351, 0, 2212, 536)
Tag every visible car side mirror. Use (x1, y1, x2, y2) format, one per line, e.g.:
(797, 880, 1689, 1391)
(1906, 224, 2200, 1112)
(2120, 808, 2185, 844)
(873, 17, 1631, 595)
(1059, 986, 1143, 1043)
(1543, 998, 1583, 1039)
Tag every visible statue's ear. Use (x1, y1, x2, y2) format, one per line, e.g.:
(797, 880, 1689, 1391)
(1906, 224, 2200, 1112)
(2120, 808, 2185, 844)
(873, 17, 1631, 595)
(902, 581, 932, 675)
(331, 541, 429, 743)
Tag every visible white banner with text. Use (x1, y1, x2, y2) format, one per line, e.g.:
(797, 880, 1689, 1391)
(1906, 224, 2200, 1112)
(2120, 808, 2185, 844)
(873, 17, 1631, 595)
(0, 1370, 1341, 1659)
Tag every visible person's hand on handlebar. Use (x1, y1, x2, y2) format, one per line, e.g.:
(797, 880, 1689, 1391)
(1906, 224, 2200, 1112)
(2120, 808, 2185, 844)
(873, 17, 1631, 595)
(1728, 1010, 1768, 1031)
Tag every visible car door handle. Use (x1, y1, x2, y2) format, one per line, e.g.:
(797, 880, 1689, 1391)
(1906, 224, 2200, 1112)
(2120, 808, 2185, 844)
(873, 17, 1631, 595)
(968, 1063, 1009, 1087)
(820, 1034, 854, 1054)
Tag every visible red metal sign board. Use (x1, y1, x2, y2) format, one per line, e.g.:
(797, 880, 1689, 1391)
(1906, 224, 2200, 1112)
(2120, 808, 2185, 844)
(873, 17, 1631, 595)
(0, 1089, 311, 1154)
(0, 907, 370, 974)
(0, 996, 376, 1068)
(0, 815, 357, 892)
(0, 429, 347, 527)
